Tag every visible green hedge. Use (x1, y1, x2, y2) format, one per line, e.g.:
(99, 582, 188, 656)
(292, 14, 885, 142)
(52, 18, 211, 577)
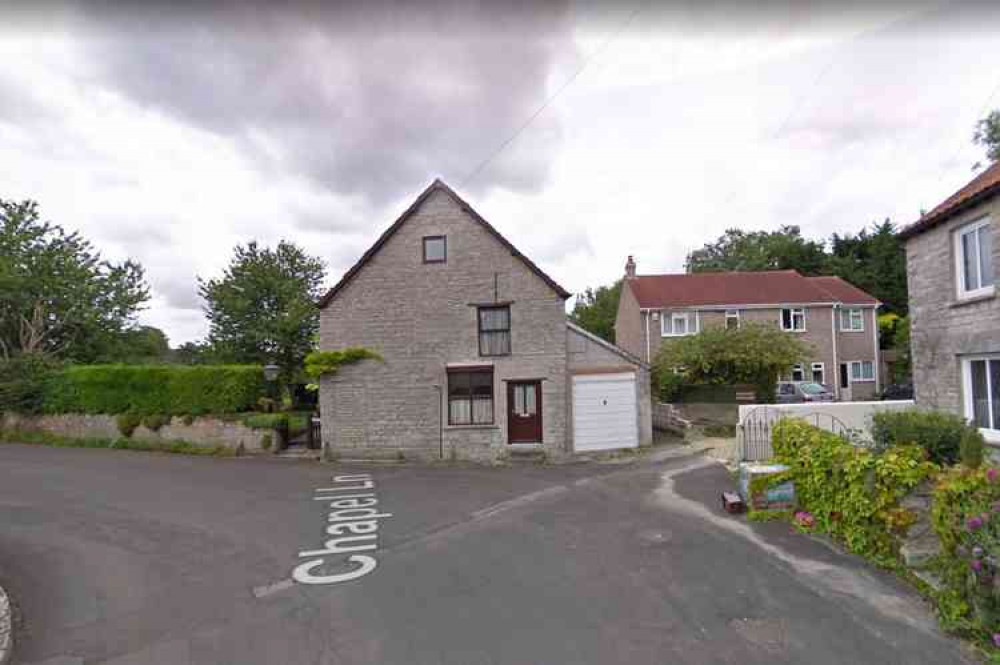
(871, 409, 984, 467)
(0, 355, 61, 415)
(42, 365, 267, 416)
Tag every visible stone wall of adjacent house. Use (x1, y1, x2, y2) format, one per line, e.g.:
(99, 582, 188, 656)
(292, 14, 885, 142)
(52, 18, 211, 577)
(319, 188, 569, 463)
(567, 324, 653, 448)
(0, 413, 270, 452)
(906, 195, 1000, 422)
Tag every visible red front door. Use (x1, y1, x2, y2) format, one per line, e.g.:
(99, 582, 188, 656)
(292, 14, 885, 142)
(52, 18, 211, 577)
(508, 381, 542, 443)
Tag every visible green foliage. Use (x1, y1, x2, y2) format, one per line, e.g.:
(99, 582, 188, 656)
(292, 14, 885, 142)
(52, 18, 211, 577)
(105, 326, 171, 364)
(652, 323, 811, 404)
(930, 467, 1000, 641)
(653, 368, 688, 402)
(871, 410, 982, 467)
(304, 348, 383, 380)
(260, 433, 272, 450)
(0, 355, 61, 414)
(685, 220, 908, 317)
(200, 240, 326, 380)
(685, 225, 827, 275)
(243, 413, 289, 429)
(0, 427, 234, 456)
(116, 413, 141, 438)
(772, 419, 936, 561)
(0, 199, 150, 361)
(43, 365, 266, 416)
(974, 109, 1000, 164)
(570, 280, 621, 343)
(141, 414, 170, 432)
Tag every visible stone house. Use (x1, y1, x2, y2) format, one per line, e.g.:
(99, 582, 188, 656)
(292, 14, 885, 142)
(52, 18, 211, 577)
(317, 179, 651, 463)
(614, 259, 882, 400)
(900, 161, 999, 444)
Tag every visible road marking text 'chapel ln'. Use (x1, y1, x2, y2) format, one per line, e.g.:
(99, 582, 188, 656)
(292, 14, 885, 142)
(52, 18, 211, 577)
(292, 473, 391, 585)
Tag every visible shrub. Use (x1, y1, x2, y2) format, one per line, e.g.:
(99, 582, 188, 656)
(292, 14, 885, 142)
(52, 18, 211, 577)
(0, 355, 61, 415)
(142, 414, 170, 432)
(871, 409, 982, 467)
(771, 419, 936, 561)
(243, 413, 289, 429)
(260, 433, 272, 450)
(116, 413, 142, 438)
(42, 365, 266, 416)
(652, 369, 688, 403)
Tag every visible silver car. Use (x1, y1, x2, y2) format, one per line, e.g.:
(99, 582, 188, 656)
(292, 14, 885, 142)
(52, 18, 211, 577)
(775, 381, 836, 403)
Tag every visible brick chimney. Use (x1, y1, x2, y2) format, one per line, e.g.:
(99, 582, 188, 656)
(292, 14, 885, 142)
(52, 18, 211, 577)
(624, 255, 637, 280)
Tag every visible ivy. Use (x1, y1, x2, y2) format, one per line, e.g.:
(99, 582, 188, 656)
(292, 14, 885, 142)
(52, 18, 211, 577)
(771, 419, 937, 561)
(303, 347, 383, 390)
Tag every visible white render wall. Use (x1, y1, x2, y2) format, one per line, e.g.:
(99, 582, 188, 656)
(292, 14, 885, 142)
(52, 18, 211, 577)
(738, 399, 916, 441)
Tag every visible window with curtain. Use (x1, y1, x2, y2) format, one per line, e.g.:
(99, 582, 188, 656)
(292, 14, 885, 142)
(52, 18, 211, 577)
(955, 219, 994, 298)
(478, 306, 511, 356)
(448, 368, 494, 425)
(839, 308, 864, 331)
(781, 308, 806, 331)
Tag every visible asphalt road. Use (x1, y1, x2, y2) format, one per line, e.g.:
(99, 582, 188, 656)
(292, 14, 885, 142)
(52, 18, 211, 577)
(0, 443, 974, 664)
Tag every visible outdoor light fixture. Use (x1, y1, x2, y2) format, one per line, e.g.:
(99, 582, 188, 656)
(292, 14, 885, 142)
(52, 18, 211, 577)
(263, 364, 280, 382)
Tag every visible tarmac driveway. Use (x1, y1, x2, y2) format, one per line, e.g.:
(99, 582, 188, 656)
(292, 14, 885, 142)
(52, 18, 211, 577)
(0, 443, 974, 664)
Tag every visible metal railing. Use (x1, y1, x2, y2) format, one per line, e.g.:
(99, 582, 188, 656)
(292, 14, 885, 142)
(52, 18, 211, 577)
(737, 407, 852, 462)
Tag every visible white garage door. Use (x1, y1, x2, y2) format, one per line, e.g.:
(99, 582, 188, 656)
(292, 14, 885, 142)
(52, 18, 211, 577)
(573, 372, 638, 452)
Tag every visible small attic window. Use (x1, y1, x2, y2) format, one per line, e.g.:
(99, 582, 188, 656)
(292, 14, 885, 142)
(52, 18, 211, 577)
(423, 235, 446, 263)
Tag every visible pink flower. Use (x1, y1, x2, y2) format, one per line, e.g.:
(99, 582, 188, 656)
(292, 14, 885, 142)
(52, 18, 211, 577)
(968, 516, 985, 531)
(988, 468, 999, 484)
(993, 633, 1000, 648)
(794, 511, 815, 528)
(971, 559, 983, 572)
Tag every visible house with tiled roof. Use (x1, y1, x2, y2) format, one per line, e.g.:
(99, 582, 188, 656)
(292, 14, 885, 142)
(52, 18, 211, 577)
(900, 161, 999, 443)
(614, 258, 882, 400)
(317, 180, 652, 463)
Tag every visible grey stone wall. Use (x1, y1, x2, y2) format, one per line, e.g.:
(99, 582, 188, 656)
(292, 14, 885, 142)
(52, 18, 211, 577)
(319, 189, 569, 462)
(906, 195, 1000, 419)
(0, 413, 270, 452)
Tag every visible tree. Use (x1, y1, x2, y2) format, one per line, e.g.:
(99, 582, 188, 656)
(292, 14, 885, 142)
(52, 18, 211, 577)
(685, 226, 827, 275)
(569, 280, 621, 343)
(0, 199, 149, 361)
(827, 219, 908, 316)
(974, 109, 1000, 164)
(107, 326, 170, 363)
(652, 323, 813, 403)
(199, 240, 326, 380)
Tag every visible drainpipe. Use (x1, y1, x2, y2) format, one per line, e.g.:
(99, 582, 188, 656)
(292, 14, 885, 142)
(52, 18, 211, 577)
(872, 305, 881, 396)
(831, 304, 840, 400)
(432, 384, 443, 460)
(645, 312, 651, 363)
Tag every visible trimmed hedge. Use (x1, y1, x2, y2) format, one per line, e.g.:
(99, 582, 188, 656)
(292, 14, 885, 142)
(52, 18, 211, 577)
(0, 355, 61, 415)
(871, 409, 984, 467)
(42, 365, 267, 416)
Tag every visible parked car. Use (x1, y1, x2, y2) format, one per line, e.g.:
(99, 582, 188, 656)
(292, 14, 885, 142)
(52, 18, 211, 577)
(879, 383, 914, 400)
(775, 381, 836, 403)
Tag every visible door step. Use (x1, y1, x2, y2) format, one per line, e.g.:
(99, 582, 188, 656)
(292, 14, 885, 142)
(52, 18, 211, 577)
(508, 445, 545, 463)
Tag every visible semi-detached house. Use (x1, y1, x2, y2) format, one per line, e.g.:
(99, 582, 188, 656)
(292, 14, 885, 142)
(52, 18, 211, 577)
(317, 179, 652, 463)
(613, 258, 882, 400)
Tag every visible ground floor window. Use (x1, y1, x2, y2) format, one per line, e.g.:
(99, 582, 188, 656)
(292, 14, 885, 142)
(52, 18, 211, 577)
(811, 362, 825, 384)
(964, 356, 1000, 435)
(448, 367, 494, 425)
(790, 363, 805, 382)
(848, 360, 874, 382)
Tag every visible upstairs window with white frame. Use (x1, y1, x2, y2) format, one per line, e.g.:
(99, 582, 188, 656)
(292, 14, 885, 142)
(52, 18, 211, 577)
(839, 308, 864, 332)
(780, 307, 806, 332)
(661, 311, 697, 337)
(725, 309, 740, 330)
(965, 356, 1000, 439)
(955, 218, 994, 299)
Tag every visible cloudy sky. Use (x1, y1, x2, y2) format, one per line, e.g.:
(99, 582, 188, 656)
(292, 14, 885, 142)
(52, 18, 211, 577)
(2, 0, 999, 345)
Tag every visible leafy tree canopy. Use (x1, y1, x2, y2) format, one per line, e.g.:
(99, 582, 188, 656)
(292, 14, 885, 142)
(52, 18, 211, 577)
(974, 109, 1000, 164)
(827, 219, 908, 316)
(199, 240, 326, 379)
(569, 280, 621, 343)
(652, 323, 813, 402)
(685, 225, 827, 275)
(0, 199, 149, 361)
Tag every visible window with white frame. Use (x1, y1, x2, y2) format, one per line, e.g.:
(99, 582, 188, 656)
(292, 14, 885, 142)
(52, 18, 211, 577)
(661, 311, 697, 337)
(780, 308, 806, 331)
(964, 356, 1000, 437)
(790, 363, 805, 382)
(811, 362, 825, 384)
(955, 218, 994, 299)
(725, 309, 740, 330)
(848, 360, 874, 382)
(839, 308, 864, 332)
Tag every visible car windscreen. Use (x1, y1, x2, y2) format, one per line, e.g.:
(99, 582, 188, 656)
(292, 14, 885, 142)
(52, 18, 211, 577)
(799, 382, 828, 395)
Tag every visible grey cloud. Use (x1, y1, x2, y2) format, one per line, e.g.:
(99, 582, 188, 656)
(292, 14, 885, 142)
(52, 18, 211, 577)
(55, 1, 574, 205)
(154, 273, 203, 311)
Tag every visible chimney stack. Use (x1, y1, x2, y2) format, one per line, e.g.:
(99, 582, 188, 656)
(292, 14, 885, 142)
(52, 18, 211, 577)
(625, 255, 637, 280)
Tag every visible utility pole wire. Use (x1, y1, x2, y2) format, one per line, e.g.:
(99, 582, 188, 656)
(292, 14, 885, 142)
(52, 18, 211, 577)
(460, 1, 647, 188)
